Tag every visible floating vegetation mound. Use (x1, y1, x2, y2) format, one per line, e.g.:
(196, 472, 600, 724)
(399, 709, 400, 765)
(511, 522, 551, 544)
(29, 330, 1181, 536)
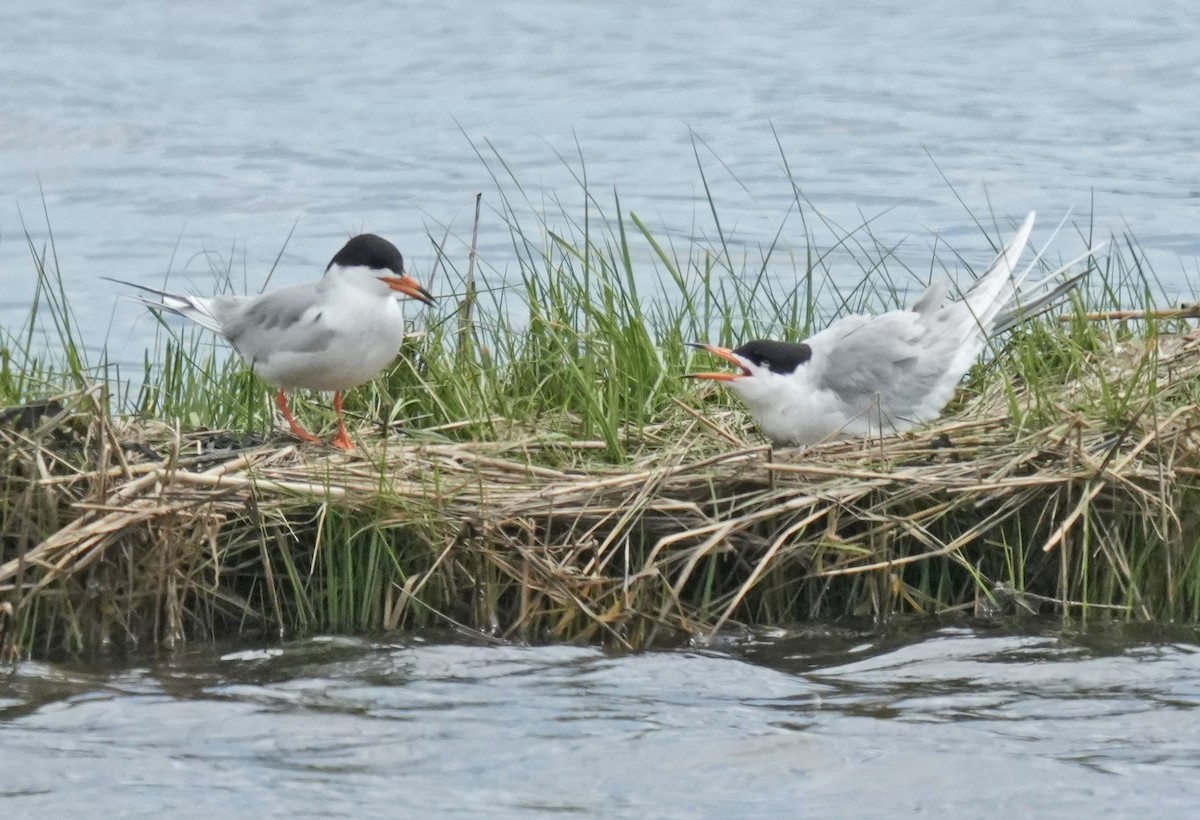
(4, 327, 1199, 655)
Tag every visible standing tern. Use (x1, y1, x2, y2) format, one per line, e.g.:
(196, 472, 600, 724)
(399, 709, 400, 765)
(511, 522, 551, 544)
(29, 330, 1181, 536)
(112, 233, 435, 451)
(687, 212, 1098, 445)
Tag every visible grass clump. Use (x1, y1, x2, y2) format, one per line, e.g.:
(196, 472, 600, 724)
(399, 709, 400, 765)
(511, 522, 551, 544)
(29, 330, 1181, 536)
(2, 154, 1199, 657)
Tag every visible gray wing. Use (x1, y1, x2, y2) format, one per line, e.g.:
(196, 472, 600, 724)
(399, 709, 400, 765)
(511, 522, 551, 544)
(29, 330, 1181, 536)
(808, 312, 947, 418)
(217, 282, 337, 365)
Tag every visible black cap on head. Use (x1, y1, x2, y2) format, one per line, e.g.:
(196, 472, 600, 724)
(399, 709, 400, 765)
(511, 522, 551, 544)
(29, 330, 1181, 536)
(733, 340, 813, 375)
(327, 234, 405, 275)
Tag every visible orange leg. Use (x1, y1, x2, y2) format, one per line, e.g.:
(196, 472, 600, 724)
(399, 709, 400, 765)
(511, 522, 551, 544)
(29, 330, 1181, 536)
(330, 391, 355, 451)
(275, 389, 322, 444)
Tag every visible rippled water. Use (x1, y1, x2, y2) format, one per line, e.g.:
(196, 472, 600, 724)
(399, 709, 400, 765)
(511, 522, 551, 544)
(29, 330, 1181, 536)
(4, 625, 1199, 818)
(1, 0, 1198, 359)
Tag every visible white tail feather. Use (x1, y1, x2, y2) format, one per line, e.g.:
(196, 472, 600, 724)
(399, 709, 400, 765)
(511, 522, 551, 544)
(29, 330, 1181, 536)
(961, 211, 1037, 333)
(993, 243, 1105, 332)
(103, 277, 224, 334)
(954, 211, 1101, 336)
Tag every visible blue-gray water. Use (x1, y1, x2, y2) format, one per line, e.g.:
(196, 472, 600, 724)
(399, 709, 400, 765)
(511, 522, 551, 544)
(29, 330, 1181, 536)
(4, 625, 1200, 818)
(1, 0, 1198, 360)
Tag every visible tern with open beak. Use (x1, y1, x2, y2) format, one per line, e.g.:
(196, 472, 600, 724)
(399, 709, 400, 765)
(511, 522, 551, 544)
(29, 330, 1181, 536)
(687, 212, 1098, 445)
(112, 233, 435, 451)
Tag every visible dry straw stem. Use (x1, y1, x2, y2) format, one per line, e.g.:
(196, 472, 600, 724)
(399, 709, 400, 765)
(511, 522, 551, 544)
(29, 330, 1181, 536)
(3, 330, 1200, 654)
(1064, 305, 1200, 323)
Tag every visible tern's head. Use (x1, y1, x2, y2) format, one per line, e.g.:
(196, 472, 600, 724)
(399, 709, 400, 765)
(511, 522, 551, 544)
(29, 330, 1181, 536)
(686, 340, 813, 403)
(327, 234, 435, 306)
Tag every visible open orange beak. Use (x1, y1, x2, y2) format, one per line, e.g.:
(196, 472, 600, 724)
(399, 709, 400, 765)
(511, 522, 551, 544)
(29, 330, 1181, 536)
(380, 275, 436, 306)
(684, 343, 750, 382)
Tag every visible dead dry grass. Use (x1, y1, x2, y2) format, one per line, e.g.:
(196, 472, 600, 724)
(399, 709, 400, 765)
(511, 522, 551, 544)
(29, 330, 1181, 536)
(3, 330, 1200, 656)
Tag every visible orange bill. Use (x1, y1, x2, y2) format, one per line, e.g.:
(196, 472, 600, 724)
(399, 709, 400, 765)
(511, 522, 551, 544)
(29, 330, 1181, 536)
(380, 275, 436, 306)
(684, 343, 750, 381)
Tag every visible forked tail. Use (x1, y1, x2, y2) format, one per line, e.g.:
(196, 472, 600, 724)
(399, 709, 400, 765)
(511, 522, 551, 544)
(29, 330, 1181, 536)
(961, 211, 1037, 333)
(992, 248, 1103, 332)
(964, 211, 1104, 334)
(103, 277, 224, 334)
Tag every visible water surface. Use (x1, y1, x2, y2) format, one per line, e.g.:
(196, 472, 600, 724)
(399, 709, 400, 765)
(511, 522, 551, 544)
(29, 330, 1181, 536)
(4, 624, 1199, 818)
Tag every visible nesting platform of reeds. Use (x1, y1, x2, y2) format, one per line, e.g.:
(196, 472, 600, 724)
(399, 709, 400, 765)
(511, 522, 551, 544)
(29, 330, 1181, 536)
(3, 329, 1200, 656)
